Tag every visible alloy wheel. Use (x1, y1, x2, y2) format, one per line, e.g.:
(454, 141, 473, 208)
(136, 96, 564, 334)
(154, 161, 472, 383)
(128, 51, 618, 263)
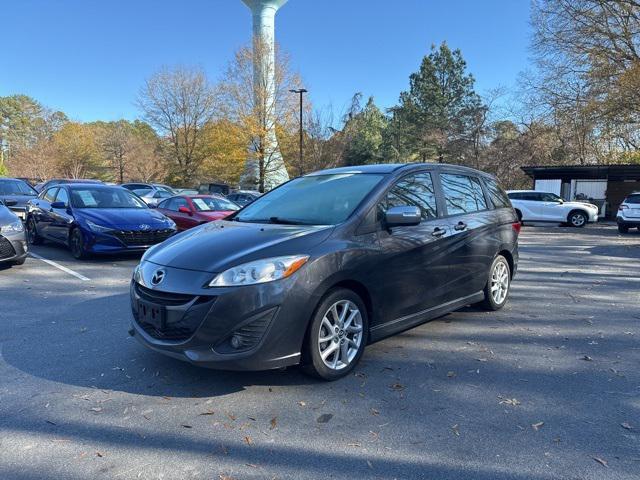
(570, 213, 586, 227)
(318, 300, 363, 370)
(490, 261, 509, 305)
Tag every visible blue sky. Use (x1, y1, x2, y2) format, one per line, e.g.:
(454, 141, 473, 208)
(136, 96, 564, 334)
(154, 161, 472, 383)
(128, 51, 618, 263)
(1, 0, 532, 122)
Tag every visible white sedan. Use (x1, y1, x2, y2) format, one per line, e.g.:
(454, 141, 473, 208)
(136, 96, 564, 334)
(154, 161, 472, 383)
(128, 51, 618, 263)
(507, 190, 599, 227)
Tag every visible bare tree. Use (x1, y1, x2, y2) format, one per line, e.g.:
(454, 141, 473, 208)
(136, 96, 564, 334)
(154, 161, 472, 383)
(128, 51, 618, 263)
(218, 40, 303, 191)
(137, 66, 217, 185)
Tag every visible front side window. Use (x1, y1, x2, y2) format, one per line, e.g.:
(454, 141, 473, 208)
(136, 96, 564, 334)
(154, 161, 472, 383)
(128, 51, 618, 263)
(43, 187, 58, 202)
(70, 187, 147, 209)
(55, 188, 69, 206)
(235, 173, 384, 225)
(484, 179, 511, 209)
(381, 172, 437, 220)
(441, 173, 488, 215)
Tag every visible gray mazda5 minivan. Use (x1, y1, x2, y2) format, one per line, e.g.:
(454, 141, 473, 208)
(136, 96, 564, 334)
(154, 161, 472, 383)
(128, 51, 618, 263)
(129, 163, 519, 380)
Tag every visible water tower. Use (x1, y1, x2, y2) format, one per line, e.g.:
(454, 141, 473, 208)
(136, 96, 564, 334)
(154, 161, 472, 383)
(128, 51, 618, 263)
(240, 0, 290, 191)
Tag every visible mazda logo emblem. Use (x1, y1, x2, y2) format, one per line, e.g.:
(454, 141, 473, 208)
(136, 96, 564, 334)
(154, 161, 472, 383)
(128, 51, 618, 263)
(151, 269, 166, 286)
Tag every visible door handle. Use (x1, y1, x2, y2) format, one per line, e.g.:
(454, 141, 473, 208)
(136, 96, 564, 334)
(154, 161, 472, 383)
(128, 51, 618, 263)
(432, 227, 446, 237)
(454, 221, 467, 231)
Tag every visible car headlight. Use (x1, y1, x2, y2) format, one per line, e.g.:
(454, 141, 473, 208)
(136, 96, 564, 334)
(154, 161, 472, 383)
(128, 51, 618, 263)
(1, 220, 24, 234)
(208, 255, 309, 287)
(85, 220, 112, 233)
(165, 218, 176, 229)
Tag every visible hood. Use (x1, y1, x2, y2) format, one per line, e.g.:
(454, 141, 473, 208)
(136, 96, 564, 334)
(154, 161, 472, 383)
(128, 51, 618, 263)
(0, 194, 37, 209)
(564, 201, 598, 210)
(144, 220, 334, 273)
(74, 208, 173, 229)
(0, 205, 20, 225)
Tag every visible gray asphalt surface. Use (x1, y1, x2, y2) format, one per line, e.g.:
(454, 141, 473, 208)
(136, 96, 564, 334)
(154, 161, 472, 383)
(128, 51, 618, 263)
(0, 224, 639, 480)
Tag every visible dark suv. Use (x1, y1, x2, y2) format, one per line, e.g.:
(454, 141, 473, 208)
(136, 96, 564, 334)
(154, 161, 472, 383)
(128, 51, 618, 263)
(129, 163, 519, 380)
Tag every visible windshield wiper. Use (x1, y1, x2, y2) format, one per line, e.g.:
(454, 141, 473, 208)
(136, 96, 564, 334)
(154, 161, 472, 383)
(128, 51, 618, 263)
(268, 217, 309, 225)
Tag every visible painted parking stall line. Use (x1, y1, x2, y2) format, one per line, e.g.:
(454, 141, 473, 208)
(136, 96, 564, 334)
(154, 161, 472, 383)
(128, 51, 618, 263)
(29, 252, 91, 281)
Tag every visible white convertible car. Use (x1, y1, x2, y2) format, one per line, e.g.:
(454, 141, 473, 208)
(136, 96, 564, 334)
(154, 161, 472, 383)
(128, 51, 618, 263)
(507, 190, 599, 227)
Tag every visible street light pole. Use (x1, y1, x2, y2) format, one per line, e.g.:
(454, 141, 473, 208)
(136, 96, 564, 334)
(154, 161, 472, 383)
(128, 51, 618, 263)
(289, 88, 307, 176)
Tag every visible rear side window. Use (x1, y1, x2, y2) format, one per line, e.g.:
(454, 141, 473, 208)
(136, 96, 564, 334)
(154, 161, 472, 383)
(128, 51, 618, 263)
(484, 179, 511, 209)
(383, 172, 437, 220)
(625, 194, 640, 204)
(440, 173, 487, 215)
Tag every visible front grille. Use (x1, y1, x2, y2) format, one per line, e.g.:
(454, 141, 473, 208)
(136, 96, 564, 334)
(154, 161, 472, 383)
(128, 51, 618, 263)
(133, 283, 216, 342)
(112, 229, 174, 246)
(135, 283, 199, 306)
(0, 237, 16, 260)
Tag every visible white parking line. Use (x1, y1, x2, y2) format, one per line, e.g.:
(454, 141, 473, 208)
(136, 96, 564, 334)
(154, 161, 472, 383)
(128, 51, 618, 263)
(29, 252, 91, 281)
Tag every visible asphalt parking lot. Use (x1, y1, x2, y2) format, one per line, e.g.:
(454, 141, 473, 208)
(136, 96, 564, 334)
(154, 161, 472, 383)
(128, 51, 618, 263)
(0, 224, 638, 480)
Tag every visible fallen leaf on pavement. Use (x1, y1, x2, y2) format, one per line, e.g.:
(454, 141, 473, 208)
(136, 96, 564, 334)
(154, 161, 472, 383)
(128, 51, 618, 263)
(498, 397, 521, 406)
(581, 355, 593, 361)
(244, 436, 253, 446)
(621, 422, 633, 430)
(270, 417, 277, 430)
(370, 408, 380, 416)
(389, 383, 404, 391)
(367, 460, 373, 469)
(451, 424, 460, 436)
(531, 422, 544, 431)
(89, 407, 102, 413)
(96, 452, 104, 458)
(592, 456, 608, 467)
(199, 410, 215, 416)
(298, 401, 306, 407)
(181, 424, 192, 429)
(447, 371, 456, 378)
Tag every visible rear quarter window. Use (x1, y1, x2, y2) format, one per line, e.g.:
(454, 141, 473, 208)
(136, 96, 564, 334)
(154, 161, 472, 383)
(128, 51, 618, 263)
(484, 179, 512, 208)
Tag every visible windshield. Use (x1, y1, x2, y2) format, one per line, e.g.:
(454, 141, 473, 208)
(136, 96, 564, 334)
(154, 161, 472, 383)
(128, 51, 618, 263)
(192, 197, 239, 212)
(0, 180, 37, 196)
(235, 173, 384, 225)
(70, 187, 148, 209)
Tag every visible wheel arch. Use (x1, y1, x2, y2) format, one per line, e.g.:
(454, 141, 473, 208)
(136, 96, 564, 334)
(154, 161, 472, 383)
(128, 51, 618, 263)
(497, 249, 515, 279)
(567, 208, 589, 225)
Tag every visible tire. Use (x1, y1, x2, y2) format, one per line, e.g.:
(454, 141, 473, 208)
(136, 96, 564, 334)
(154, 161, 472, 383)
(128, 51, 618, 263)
(302, 288, 368, 381)
(618, 224, 629, 234)
(13, 257, 26, 266)
(480, 255, 511, 311)
(568, 210, 587, 228)
(69, 228, 89, 260)
(26, 216, 43, 245)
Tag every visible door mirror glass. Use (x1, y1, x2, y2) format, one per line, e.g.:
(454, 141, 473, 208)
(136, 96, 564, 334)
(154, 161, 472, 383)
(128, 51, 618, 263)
(4, 199, 18, 207)
(51, 201, 66, 209)
(385, 205, 421, 227)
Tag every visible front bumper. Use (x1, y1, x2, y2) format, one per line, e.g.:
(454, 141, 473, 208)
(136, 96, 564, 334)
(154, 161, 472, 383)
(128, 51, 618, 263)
(587, 209, 599, 222)
(128, 261, 319, 371)
(0, 232, 28, 264)
(82, 228, 176, 254)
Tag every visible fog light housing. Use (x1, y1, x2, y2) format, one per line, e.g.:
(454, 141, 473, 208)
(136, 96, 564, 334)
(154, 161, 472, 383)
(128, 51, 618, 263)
(214, 307, 278, 354)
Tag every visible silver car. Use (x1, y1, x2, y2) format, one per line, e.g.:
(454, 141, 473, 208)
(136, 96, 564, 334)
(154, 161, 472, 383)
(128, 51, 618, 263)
(131, 188, 174, 207)
(0, 200, 28, 266)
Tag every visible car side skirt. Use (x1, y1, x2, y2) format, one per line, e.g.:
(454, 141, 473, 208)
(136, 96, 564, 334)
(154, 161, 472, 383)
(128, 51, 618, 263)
(369, 291, 485, 343)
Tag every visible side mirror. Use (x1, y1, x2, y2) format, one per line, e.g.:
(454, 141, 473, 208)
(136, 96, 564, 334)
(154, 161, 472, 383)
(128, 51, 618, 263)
(385, 205, 421, 227)
(178, 206, 192, 215)
(4, 199, 18, 207)
(51, 201, 66, 209)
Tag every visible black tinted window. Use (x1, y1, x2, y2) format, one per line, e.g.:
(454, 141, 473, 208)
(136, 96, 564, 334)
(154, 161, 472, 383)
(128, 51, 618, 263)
(383, 172, 437, 220)
(625, 194, 640, 204)
(484, 179, 511, 208)
(441, 174, 487, 215)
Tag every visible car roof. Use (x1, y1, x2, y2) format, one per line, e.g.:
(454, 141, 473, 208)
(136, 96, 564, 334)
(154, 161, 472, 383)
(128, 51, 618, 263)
(305, 163, 495, 178)
(65, 183, 127, 190)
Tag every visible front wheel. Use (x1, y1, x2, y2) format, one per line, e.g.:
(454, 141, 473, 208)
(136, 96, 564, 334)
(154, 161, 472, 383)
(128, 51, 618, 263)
(618, 224, 629, 234)
(303, 288, 368, 381)
(568, 211, 587, 228)
(69, 228, 89, 260)
(480, 255, 511, 311)
(26, 216, 43, 245)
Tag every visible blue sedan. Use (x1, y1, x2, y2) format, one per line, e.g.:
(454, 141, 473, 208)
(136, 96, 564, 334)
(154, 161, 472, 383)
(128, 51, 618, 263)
(25, 184, 177, 259)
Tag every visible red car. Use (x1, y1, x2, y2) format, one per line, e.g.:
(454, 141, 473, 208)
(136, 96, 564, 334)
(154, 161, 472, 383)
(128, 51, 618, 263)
(156, 195, 240, 231)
